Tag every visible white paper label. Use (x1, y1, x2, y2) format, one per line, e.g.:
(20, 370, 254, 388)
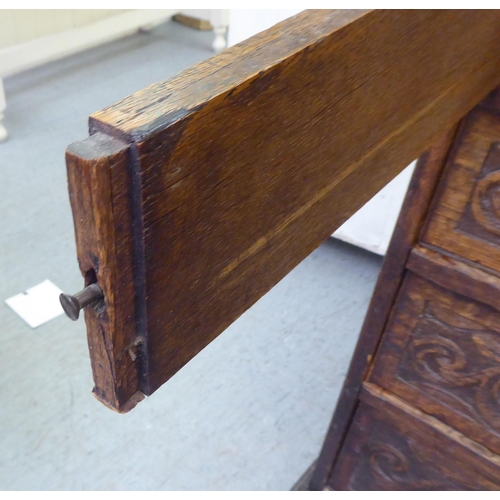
(5, 279, 65, 328)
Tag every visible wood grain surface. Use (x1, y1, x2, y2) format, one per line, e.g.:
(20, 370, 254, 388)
(369, 271, 500, 456)
(408, 245, 500, 312)
(422, 106, 500, 273)
(66, 134, 144, 412)
(67, 9, 500, 410)
(328, 384, 500, 490)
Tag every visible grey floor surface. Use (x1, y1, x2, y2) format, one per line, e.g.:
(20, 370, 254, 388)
(0, 21, 383, 490)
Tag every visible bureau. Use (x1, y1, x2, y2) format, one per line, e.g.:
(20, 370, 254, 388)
(312, 89, 500, 490)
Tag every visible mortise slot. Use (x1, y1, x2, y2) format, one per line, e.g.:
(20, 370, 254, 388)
(85, 268, 98, 287)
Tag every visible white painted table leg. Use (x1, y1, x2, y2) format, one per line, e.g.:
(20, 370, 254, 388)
(212, 26, 227, 52)
(210, 9, 229, 52)
(0, 78, 7, 142)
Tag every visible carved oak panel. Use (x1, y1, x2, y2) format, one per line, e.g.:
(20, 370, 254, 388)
(328, 394, 500, 490)
(319, 88, 500, 491)
(423, 107, 500, 274)
(457, 141, 500, 246)
(369, 271, 500, 454)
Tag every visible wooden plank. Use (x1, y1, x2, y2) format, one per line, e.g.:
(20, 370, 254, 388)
(68, 9, 500, 410)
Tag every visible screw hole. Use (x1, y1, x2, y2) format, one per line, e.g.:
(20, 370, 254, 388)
(85, 268, 97, 287)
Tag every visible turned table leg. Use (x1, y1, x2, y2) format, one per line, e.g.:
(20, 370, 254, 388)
(210, 10, 229, 52)
(212, 25, 227, 52)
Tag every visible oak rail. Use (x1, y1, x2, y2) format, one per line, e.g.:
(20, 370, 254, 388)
(66, 9, 500, 414)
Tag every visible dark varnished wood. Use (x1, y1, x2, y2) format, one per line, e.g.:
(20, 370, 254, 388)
(66, 134, 144, 412)
(408, 245, 500, 313)
(422, 107, 500, 273)
(67, 9, 500, 410)
(328, 384, 500, 490)
(369, 271, 500, 456)
(315, 86, 500, 489)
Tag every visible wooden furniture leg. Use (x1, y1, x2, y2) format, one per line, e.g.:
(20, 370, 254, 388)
(209, 10, 229, 52)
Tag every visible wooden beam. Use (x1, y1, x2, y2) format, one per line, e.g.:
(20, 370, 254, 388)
(67, 9, 500, 411)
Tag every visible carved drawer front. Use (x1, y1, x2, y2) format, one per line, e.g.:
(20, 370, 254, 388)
(369, 271, 500, 455)
(421, 106, 500, 274)
(328, 388, 500, 491)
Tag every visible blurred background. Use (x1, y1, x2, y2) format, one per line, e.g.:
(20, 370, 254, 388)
(0, 9, 410, 490)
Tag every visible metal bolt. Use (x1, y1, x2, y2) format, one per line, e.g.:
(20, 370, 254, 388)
(59, 283, 104, 321)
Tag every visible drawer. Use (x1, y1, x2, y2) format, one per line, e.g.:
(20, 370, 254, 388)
(369, 271, 500, 455)
(328, 386, 500, 490)
(421, 106, 500, 274)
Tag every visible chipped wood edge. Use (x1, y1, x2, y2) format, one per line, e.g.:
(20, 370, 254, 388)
(66, 133, 146, 412)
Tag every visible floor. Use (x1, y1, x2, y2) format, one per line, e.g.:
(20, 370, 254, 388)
(0, 20, 383, 490)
